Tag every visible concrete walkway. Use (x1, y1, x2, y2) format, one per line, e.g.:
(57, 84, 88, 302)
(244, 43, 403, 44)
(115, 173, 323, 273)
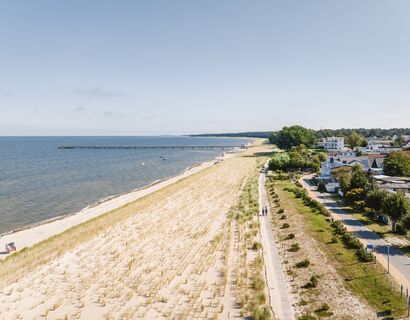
(300, 176, 410, 291)
(259, 168, 295, 320)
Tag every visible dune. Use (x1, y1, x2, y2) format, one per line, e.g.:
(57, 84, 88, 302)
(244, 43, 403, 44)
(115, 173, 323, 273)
(0, 144, 269, 319)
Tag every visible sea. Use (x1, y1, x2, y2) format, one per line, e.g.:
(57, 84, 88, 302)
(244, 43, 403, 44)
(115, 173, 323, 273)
(0, 136, 251, 235)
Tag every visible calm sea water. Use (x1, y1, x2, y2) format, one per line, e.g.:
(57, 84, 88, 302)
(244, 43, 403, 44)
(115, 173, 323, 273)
(0, 136, 251, 234)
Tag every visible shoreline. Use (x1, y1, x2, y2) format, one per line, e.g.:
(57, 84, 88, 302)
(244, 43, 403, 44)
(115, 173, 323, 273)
(0, 148, 243, 257)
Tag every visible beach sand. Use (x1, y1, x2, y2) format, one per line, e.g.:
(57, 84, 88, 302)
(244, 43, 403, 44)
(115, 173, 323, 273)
(0, 144, 269, 319)
(0, 151, 237, 259)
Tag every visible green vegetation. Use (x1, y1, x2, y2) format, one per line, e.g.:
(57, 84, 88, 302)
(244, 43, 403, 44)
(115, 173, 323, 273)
(269, 145, 325, 173)
(314, 303, 333, 317)
(289, 243, 300, 252)
(276, 180, 407, 317)
(295, 259, 310, 268)
(315, 128, 410, 139)
(384, 151, 410, 177)
(345, 131, 366, 148)
(252, 305, 271, 320)
(230, 171, 271, 319)
(303, 275, 319, 289)
(269, 125, 317, 149)
(332, 163, 410, 233)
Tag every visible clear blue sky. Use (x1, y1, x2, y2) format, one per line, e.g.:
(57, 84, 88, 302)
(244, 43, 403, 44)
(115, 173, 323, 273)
(1, 1, 409, 135)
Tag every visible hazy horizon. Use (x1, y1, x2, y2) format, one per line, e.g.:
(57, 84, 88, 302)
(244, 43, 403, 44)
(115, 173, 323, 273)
(1, 1, 410, 135)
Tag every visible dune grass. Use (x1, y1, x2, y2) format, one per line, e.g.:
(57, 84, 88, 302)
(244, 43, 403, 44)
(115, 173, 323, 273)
(0, 144, 271, 291)
(0, 159, 224, 289)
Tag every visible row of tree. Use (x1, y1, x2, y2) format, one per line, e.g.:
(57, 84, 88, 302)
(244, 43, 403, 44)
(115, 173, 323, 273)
(316, 128, 410, 139)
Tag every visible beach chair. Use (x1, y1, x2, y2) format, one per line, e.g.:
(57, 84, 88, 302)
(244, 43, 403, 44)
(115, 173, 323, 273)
(5, 242, 16, 254)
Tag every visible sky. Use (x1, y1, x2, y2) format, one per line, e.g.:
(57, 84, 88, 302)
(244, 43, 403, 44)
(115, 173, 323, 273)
(0, 0, 410, 135)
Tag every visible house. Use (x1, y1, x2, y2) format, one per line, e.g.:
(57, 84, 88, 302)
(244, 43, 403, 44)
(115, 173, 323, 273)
(320, 157, 349, 180)
(317, 136, 345, 151)
(319, 154, 386, 192)
(366, 136, 403, 153)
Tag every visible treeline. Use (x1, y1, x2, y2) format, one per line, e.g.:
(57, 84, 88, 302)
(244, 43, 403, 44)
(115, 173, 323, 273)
(316, 128, 410, 139)
(269, 125, 410, 149)
(192, 127, 410, 142)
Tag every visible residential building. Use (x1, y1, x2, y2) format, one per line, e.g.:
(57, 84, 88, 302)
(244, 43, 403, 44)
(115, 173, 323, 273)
(317, 136, 345, 151)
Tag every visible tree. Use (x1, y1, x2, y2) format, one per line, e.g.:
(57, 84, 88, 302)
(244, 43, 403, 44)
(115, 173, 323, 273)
(346, 131, 364, 149)
(349, 165, 369, 190)
(382, 192, 410, 232)
(288, 150, 305, 169)
(384, 151, 410, 177)
(390, 136, 406, 147)
(332, 166, 352, 193)
(345, 188, 365, 203)
(365, 188, 388, 213)
(269, 153, 290, 170)
(270, 126, 316, 149)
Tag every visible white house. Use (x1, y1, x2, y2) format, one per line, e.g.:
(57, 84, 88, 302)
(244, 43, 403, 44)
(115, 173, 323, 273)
(320, 157, 348, 180)
(317, 136, 345, 151)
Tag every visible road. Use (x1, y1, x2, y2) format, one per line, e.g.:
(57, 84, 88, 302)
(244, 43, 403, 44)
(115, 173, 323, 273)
(300, 176, 410, 291)
(259, 167, 295, 320)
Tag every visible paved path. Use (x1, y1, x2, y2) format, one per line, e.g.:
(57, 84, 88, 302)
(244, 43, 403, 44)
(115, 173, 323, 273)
(259, 168, 295, 320)
(300, 176, 410, 290)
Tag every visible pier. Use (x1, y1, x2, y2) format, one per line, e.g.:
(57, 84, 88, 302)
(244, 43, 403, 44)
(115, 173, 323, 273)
(58, 145, 245, 150)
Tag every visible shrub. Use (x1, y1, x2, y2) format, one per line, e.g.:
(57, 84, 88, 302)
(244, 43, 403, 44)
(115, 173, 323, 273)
(280, 215, 286, 220)
(315, 303, 333, 317)
(253, 241, 262, 250)
(298, 315, 316, 320)
(330, 236, 338, 243)
(254, 255, 263, 270)
(357, 247, 374, 262)
(304, 275, 318, 288)
(289, 243, 300, 252)
(255, 292, 266, 304)
(253, 272, 265, 291)
(318, 180, 327, 192)
(286, 233, 295, 240)
(295, 259, 310, 268)
(278, 208, 284, 213)
(252, 305, 271, 320)
(298, 299, 308, 306)
(281, 223, 290, 229)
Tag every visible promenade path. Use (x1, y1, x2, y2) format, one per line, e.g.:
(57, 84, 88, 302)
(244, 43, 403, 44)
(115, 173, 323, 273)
(259, 166, 295, 320)
(300, 176, 410, 291)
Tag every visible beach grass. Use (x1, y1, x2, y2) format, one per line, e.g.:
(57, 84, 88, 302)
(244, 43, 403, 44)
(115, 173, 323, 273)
(0, 157, 222, 289)
(0, 144, 270, 291)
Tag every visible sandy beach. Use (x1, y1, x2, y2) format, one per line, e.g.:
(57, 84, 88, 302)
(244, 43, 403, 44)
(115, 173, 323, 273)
(0, 150, 240, 259)
(0, 143, 269, 319)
